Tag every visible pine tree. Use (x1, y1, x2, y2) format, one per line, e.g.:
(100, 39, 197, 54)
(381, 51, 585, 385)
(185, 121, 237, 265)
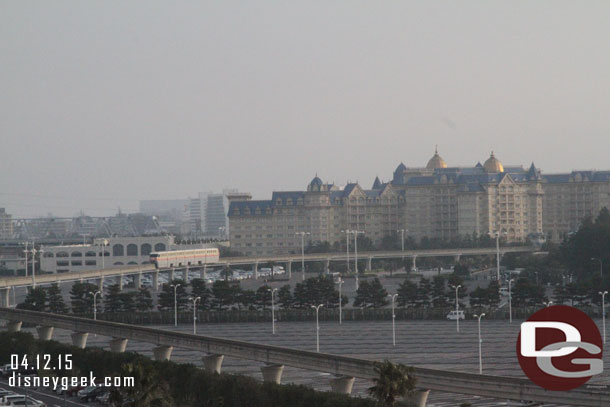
(190, 279, 210, 310)
(158, 280, 190, 311)
(18, 287, 47, 311)
(70, 282, 98, 314)
(416, 278, 432, 308)
(431, 275, 448, 308)
(118, 292, 136, 312)
(135, 288, 153, 312)
(46, 284, 67, 313)
(104, 284, 123, 313)
(396, 279, 418, 308)
(277, 284, 293, 308)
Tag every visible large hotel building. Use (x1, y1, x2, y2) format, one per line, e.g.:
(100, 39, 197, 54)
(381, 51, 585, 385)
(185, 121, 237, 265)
(228, 151, 610, 256)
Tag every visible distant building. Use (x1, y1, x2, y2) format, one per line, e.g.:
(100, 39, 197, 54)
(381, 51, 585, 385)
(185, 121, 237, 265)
(0, 208, 13, 239)
(189, 189, 237, 238)
(228, 150, 610, 255)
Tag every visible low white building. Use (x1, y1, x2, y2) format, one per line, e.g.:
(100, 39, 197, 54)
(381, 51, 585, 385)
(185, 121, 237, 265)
(40, 236, 179, 273)
(0, 256, 26, 275)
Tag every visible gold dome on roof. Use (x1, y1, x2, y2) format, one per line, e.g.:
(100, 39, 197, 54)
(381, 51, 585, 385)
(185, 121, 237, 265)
(483, 151, 504, 173)
(426, 146, 447, 170)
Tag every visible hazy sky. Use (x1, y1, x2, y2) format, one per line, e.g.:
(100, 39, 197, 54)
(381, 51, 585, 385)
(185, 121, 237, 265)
(2, 1, 610, 218)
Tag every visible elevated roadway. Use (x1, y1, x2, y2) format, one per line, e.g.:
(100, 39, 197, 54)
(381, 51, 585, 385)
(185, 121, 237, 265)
(0, 246, 537, 291)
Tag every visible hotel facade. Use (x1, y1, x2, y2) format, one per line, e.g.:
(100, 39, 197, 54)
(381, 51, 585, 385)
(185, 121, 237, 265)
(228, 151, 610, 256)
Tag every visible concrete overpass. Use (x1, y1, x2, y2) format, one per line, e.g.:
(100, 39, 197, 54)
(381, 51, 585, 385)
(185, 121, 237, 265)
(0, 308, 607, 406)
(0, 246, 537, 305)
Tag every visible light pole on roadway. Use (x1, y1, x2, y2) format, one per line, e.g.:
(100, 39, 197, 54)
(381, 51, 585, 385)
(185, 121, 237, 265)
(451, 284, 462, 332)
(341, 230, 351, 273)
(600, 291, 608, 344)
(508, 278, 514, 324)
(89, 290, 102, 321)
(311, 304, 324, 352)
(336, 278, 344, 325)
(170, 283, 181, 327)
(268, 288, 278, 335)
(474, 313, 485, 374)
(388, 294, 398, 346)
(296, 232, 310, 281)
(188, 296, 201, 334)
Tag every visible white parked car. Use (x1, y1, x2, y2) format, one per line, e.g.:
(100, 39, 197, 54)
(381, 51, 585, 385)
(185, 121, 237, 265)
(446, 310, 465, 320)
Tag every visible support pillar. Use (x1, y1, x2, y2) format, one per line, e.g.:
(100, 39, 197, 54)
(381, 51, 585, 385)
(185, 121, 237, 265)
(133, 273, 142, 289)
(109, 338, 128, 353)
(153, 271, 159, 291)
(6, 321, 22, 332)
(118, 275, 124, 291)
(98, 276, 104, 291)
(71, 332, 89, 349)
(254, 262, 258, 279)
(412, 255, 417, 272)
(329, 376, 355, 394)
(200, 265, 207, 280)
(287, 261, 292, 279)
(0, 288, 9, 307)
(36, 326, 54, 340)
(153, 345, 173, 361)
(404, 390, 431, 407)
(260, 364, 284, 384)
(170, 268, 175, 282)
(366, 257, 372, 271)
(202, 354, 224, 373)
(324, 259, 330, 274)
(182, 268, 188, 282)
(454, 254, 461, 263)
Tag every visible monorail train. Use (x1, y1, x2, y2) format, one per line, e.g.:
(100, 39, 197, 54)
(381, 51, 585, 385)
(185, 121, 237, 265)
(149, 248, 220, 269)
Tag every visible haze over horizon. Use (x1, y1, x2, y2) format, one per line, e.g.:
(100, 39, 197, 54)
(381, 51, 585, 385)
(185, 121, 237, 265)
(2, 1, 610, 218)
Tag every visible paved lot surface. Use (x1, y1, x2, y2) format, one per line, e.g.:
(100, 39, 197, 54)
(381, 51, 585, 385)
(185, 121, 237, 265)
(17, 317, 610, 406)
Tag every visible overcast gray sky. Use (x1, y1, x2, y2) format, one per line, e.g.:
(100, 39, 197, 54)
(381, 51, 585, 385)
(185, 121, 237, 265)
(2, 1, 609, 218)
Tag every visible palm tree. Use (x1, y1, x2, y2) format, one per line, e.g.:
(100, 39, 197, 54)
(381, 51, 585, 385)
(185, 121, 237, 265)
(368, 360, 417, 406)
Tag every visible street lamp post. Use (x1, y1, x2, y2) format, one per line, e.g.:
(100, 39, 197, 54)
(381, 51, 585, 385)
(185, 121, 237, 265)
(268, 288, 278, 335)
(23, 242, 28, 278)
(600, 291, 608, 344)
(96, 239, 109, 270)
(30, 246, 37, 288)
(592, 258, 603, 280)
(352, 230, 364, 291)
(474, 313, 486, 374)
(451, 284, 462, 333)
(493, 232, 506, 282)
(388, 294, 398, 346)
(296, 232, 310, 281)
(311, 304, 324, 352)
(396, 229, 405, 252)
(336, 278, 344, 325)
(188, 296, 201, 334)
(89, 290, 102, 321)
(508, 278, 514, 323)
(170, 283, 181, 327)
(341, 230, 350, 273)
